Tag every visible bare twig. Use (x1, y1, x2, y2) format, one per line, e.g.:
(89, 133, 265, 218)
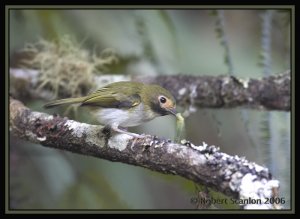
(10, 97, 281, 209)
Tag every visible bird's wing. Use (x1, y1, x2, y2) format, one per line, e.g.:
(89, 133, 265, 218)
(81, 87, 141, 108)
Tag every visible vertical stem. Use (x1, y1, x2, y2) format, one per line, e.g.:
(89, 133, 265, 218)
(260, 10, 274, 174)
(215, 10, 234, 75)
(261, 10, 274, 76)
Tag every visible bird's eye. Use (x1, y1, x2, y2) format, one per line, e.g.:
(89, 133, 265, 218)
(159, 96, 167, 103)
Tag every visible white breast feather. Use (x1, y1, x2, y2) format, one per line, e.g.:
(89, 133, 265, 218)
(94, 104, 157, 127)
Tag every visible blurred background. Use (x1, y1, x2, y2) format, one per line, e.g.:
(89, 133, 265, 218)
(9, 9, 291, 209)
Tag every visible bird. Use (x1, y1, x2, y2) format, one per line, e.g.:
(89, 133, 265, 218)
(44, 81, 177, 138)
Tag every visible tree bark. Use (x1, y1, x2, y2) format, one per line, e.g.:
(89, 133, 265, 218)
(10, 68, 290, 111)
(9, 97, 281, 209)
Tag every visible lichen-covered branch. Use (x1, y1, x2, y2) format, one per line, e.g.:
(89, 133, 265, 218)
(10, 97, 281, 209)
(10, 68, 290, 111)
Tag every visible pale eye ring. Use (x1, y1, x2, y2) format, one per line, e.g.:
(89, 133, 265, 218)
(159, 96, 167, 104)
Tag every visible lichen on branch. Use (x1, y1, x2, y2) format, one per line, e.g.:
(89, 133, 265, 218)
(9, 97, 281, 209)
(18, 36, 119, 99)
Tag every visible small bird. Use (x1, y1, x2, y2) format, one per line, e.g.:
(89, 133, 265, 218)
(44, 81, 177, 138)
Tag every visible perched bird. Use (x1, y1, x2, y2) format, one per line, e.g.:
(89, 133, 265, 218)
(44, 81, 177, 138)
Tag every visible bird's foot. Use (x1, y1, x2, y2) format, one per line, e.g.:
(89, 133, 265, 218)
(111, 126, 145, 139)
(110, 125, 152, 150)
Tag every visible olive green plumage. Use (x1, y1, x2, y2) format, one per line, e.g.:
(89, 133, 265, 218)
(44, 81, 176, 138)
(44, 82, 174, 109)
(44, 82, 141, 108)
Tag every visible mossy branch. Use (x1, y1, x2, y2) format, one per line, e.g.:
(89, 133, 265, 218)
(10, 97, 281, 209)
(10, 68, 290, 111)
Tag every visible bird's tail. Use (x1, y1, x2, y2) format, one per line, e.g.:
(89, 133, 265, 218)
(44, 97, 85, 108)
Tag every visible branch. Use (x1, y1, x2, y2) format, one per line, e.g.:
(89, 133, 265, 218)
(10, 68, 290, 111)
(10, 97, 281, 209)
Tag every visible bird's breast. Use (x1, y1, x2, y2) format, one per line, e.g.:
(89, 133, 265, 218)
(92, 103, 157, 127)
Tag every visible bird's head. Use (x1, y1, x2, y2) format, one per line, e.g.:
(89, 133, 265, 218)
(141, 84, 177, 117)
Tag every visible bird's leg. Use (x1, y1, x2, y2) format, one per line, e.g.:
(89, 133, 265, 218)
(117, 126, 129, 132)
(111, 124, 145, 138)
(106, 124, 145, 150)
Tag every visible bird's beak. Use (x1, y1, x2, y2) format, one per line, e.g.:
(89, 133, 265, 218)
(167, 107, 177, 116)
